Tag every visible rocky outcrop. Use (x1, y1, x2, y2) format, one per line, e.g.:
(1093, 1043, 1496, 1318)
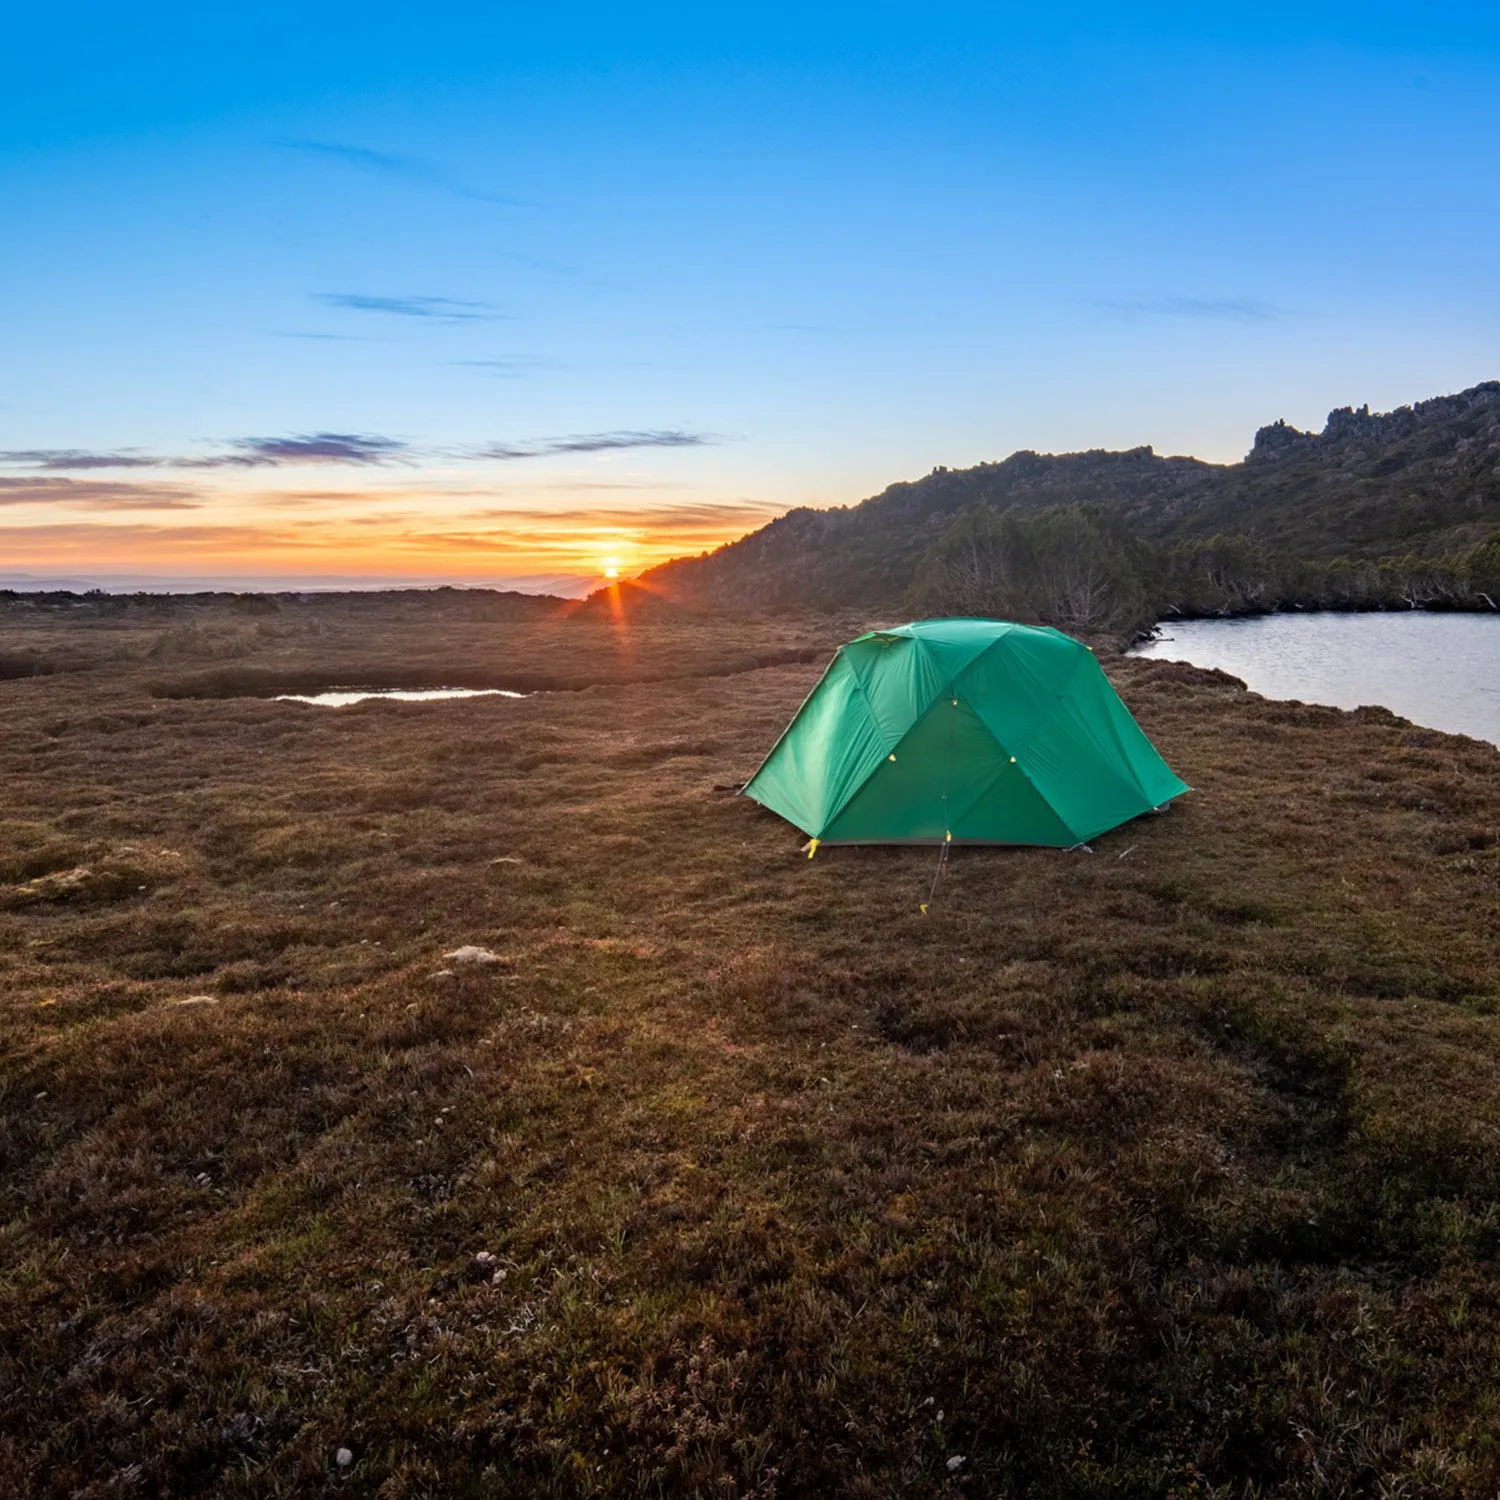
(1249, 381, 1500, 462)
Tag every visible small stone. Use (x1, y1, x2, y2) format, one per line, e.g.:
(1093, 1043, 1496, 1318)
(946, 1455, 966, 1472)
(335, 1446, 354, 1468)
(475, 1251, 495, 1265)
(491, 1268, 507, 1284)
(171, 995, 218, 1007)
(443, 945, 504, 966)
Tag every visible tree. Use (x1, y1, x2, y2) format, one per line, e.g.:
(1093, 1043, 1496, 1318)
(911, 504, 1158, 636)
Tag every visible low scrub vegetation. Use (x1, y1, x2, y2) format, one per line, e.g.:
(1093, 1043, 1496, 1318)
(912, 506, 1500, 639)
(910, 504, 1158, 636)
(648, 381, 1500, 625)
(1, 599, 1498, 1496)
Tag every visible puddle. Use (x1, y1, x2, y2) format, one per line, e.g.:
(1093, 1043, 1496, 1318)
(275, 687, 530, 707)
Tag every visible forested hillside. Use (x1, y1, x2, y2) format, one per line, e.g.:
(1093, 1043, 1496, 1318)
(645, 381, 1500, 634)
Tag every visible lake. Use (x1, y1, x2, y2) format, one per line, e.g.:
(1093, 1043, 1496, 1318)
(1129, 612, 1500, 747)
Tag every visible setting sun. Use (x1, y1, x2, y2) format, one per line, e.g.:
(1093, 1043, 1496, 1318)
(602, 555, 621, 579)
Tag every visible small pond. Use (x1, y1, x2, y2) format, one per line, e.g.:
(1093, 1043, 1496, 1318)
(275, 687, 530, 707)
(1129, 612, 1500, 747)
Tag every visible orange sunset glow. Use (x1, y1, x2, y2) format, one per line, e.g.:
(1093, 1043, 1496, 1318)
(0, 470, 784, 591)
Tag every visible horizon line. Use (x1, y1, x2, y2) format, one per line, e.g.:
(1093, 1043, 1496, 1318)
(0, 570, 601, 598)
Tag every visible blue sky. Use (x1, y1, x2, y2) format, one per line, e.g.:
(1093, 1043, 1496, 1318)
(2, 2, 1497, 589)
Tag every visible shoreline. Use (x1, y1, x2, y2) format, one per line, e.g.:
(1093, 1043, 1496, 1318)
(1128, 610, 1500, 750)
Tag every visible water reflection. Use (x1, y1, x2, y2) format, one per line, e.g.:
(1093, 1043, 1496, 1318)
(275, 687, 529, 707)
(1130, 612, 1500, 746)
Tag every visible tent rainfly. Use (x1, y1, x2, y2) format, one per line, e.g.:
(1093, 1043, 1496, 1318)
(742, 618, 1189, 849)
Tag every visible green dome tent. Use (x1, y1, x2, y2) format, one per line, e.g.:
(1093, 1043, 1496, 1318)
(742, 618, 1188, 849)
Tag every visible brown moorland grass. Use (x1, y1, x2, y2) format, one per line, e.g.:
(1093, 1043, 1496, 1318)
(1, 595, 1499, 1498)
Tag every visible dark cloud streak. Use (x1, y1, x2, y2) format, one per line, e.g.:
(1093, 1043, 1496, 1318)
(275, 138, 528, 207)
(472, 430, 716, 461)
(0, 449, 160, 470)
(451, 357, 556, 377)
(316, 293, 505, 323)
(3, 431, 712, 475)
(211, 433, 409, 467)
(1, 434, 409, 472)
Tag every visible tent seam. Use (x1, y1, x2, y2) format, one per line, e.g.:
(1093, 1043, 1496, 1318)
(943, 714, 1083, 843)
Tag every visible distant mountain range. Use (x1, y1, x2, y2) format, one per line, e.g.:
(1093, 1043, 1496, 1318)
(644, 382, 1500, 621)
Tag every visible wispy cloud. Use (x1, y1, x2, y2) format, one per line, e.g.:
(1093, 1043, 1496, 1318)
(387, 505, 781, 564)
(213, 433, 409, 467)
(456, 500, 783, 530)
(0, 477, 200, 510)
(271, 330, 380, 342)
(1, 430, 712, 477)
(471, 430, 717, 461)
(0, 449, 160, 470)
(316, 293, 505, 323)
(451, 356, 557, 378)
(551, 431, 713, 455)
(493, 249, 578, 277)
(275, 137, 527, 207)
(1, 435, 409, 472)
(1092, 296, 1282, 322)
(0, 522, 320, 555)
(246, 489, 403, 508)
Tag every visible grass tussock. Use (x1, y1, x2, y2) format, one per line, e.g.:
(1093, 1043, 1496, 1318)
(1, 597, 1498, 1496)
